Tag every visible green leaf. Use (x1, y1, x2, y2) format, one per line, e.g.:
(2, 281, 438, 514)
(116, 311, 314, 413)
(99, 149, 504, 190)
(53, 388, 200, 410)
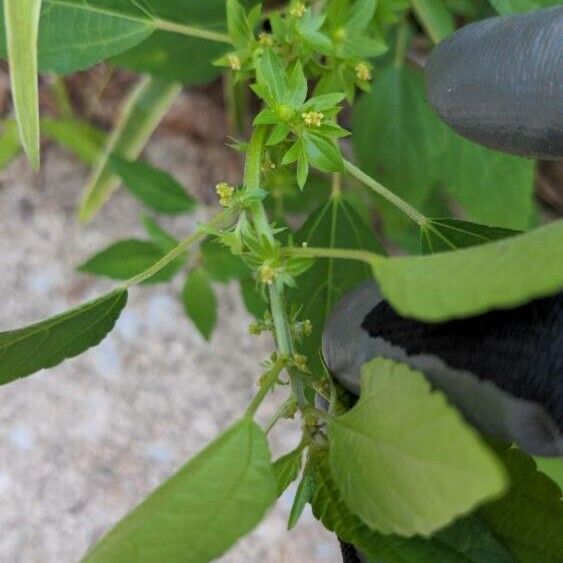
(227, 0, 254, 48)
(240, 276, 267, 319)
(0, 119, 22, 168)
(410, 0, 455, 43)
(110, 156, 197, 214)
(79, 76, 181, 222)
(371, 218, 563, 322)
(329, 358, 506, 536)
(4, 0, 41, 169)
(82, 418, 277, 563)
(353, 66, 446, 209)
(310, 449, 513, 563)
(272, 446, 303, 497)
(441, 135, 536, 231)
(201, 239, 250, 283)
(288, 472, 314, 530)
(302, 132, 344, 172)
(0, 1, 231, 78)
(489, 0, 560, 14)
(291, 196, 384, 375)
(79, 240, 184, 283)
(479, 446, 563, 563)
(0, 290, 127, 385)
(41, 118, 105, 165)
(256, 48, 288, 104)
(535, 457, 563, 491)
(421, 218, 520, 254)
(182, 268, 217, 341)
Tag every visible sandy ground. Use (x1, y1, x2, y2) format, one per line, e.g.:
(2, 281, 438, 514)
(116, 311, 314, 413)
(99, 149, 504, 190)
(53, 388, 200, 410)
(0, 132, 340, 562)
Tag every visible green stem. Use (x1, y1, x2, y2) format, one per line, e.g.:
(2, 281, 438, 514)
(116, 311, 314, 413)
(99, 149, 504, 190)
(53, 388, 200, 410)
(123, 211, 231, 287)
(50, 76, 73, 119)
(264, 397, 296, 434)
(343, 159, 427, 227)
(244, 127, 308, 409)
(394, 21, 409, 68)
(245, 357, 286, 418)
(283, 245, 378, 264)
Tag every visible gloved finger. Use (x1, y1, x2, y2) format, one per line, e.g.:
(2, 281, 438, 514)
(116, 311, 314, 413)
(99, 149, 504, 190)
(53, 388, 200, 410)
(426, 6, 563, 160)
(322, 281, 563, 457)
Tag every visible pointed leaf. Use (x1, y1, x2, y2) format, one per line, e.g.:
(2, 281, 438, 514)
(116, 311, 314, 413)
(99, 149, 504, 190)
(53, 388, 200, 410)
(303, 132, 344, 172)
(421, 218, 520, 254)
(410, 0, 455, 43)
(82, 418, 277, 563)
(329, 358, 506, 537)
(273, 446, 303, 497)
(79, 76, 181, 222)
(372, 219, 563, 322)
(4, 0, 41, 169)
(110, 156, 197, 214)
(142, 215, 179, 253)
(79, 240, 184, 283)
(0, 290, 127, 384)
(288, 472, 314, 530)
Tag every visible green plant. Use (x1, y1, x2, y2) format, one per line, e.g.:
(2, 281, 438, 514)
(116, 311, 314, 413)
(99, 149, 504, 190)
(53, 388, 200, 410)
(0, 0, 562, 561)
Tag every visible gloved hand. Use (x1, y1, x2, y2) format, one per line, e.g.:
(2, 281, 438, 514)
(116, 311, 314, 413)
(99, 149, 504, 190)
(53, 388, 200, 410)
(323, 6, 563, 560)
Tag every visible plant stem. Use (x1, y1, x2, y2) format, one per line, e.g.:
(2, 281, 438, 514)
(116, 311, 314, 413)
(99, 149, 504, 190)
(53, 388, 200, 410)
(343, 159, 427, 227)
(283, 245, 378, 264)
(244, 127, 308, 409)
(394, 21, 409, 68)
(245, 357, 286, 418)
(264, 397, 295, 435)
(123, 211, 231, 287)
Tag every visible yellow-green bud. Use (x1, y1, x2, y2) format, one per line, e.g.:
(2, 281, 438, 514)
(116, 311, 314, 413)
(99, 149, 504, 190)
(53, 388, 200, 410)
(302, 110, 324, 127)
(258, 32, 273, 46)
(228, 54, 241, 71)
(216, 182, 235, 207)
(258, 264, 276, 285)
(289, 2, 306, 18)
(355, 61, 372, 81)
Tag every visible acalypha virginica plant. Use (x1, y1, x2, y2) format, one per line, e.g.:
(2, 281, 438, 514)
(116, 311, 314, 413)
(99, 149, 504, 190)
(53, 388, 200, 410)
(0, 0, 562, 561)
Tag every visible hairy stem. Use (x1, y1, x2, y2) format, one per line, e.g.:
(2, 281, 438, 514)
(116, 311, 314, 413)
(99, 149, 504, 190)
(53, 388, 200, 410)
(343, 159, 427, 227)
(245, 127, 308, 409)
(123, 211, 232, 287)
(283, 245, 378, 264)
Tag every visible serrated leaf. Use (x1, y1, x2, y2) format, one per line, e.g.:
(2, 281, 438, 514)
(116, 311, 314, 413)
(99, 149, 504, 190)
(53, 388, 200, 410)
(479, 446, 563, 563)
(82, 418, 277, 563)
(410, 0, 455, 43)
(79, 76, 181, 222)
(421, 218, 520, 254)
(288, 472, 314, 530)
(79, 240, 184, 283)
(272, 446, 303, 497)
(371, 218, 563, 322)
(182, 268, 217, 340)
(0, 290, 127, 384)
(310, 449, 513, 563)
(329, 358, 506, 537)
(291, 197, 384, 375)
(256, 48, 288, 103)
(4, 0, 41, 169)
(41, 118, 105, 165)
(110, 156, 197, 214)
